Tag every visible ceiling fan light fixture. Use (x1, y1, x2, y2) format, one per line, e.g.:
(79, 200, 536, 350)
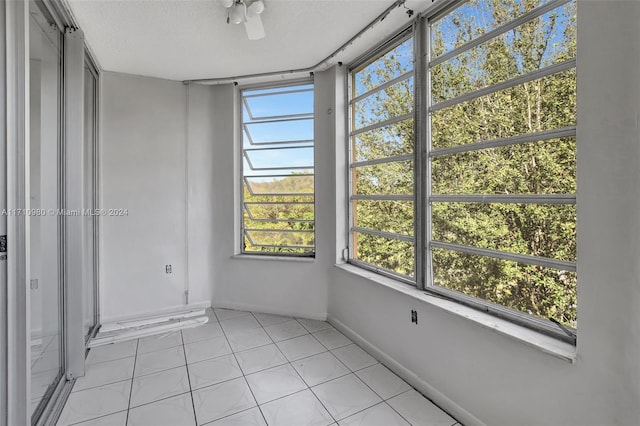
(247, 0, 264, 16)
(229, 2, 246, 24)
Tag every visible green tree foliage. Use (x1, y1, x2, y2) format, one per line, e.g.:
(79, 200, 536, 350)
(353, 0, 577, 326)
(243, 173, 315, 255)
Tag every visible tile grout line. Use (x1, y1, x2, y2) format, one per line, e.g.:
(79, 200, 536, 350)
(244, 312, 273, 426)
(124, 338, 139, 425)
(213, 309, 270, 425)
(180, 330, 199, 426)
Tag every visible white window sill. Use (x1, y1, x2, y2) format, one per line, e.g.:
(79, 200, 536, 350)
(231, 254, 315, 263)
(333, 263, 577, 363)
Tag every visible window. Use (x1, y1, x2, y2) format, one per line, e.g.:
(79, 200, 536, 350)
(241, 82, 315, 256)
(349, 35, 415, 280)
(348, 0, 577, 339)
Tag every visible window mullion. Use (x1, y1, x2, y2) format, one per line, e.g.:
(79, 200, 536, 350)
(414, 18, 428, 290)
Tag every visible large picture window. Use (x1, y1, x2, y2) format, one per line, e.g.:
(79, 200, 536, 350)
(241, 82, 315, 256)
(348, 0, 577, 340)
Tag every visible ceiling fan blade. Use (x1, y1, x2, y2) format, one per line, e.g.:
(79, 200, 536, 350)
(244, 14, 265, 40)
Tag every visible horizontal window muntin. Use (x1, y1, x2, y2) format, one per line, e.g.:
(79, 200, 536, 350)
(244, 175, 314, 196)
(431, 138, 576, 195)
(353, 199, 414, 236)
(430, 0, 570, 65)
(430, 126, 575, 158)
(430, 247, 577, 338)
(351, 36, 414, 98)
(431, 201, 576, 261)
(243, 146, 314, 171)
(353, 118, 414, 162)
(244, 202, 314, 222)
(431, 5, 577, 104)
(351, 231, 416, 279)
(351, 154, 413, 168)
(350, 113, 414, 138)
(352, 160, 414, 196)
(353, 78, 415, 130)
(243, 117, 314, 145)
(430, 194, 575, 204)
(243, 86, 313, 120)
(431, 69, 576, 150)
(351, 71, 414, 106)
(427, 279, 576, 343)
(430, 59, 575, 112)
(244, 229, 315, 247)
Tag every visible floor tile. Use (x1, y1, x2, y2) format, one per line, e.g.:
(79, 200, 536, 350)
(245, 364, 307, 404)
(312, 374, 381, 421)
(214, 308, 251, 321)
(297, 318, 333, 334)
(207, 407, 266, 425)
(276, 334, 326, 362)
(127, 393, 196, 426)
(387, 390, 456, 426)
(137, 331, 183, 354)
(135, 346, 185, 377)
(130, 365, 190, 408)
(182, 322, 225, 344)
(72, 410, 127, 426)
(192, 377, 256, 425)
(73, 357, 135, 392)
(292, 352, 350, 387)
(253, 312, 292, 327)
(184, 335, 232, 364)
(86, 341, 138, 365)
(312, 329, 351, 350)
(225, 327, 272, 352)
(220, 315, 261, 334)
(188, 354, 242, 390)
(264, 320, 308, 342)
(57, 381, 131, 426)
(260, 389, 334, 426)
(331, 344, 377, 372)
(234, 344, 288, 375)
(338, 402, 410, 426)
(355, 364, 411, 400)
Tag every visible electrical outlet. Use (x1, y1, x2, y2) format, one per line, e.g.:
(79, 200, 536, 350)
(411, 309, 418, 324)
(165, 264, 172, 274)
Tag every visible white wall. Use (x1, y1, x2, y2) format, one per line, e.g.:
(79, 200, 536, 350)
(327, 2, 640, 425)
(205, 75, 332, 319)
(100, 72, 211, 322)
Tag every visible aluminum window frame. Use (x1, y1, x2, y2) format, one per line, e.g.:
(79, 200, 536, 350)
(346, 26, 418, 284)
(345, 0, 578, 343)
(239, 78, 316, 257)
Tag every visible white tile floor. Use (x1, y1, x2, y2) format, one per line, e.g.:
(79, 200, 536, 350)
(57, 308, 462, 426)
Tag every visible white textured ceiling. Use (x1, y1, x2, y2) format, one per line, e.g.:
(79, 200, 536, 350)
(67, 0, 433, 81)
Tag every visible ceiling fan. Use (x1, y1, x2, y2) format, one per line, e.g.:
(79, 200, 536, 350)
(219, 0, 266, 40)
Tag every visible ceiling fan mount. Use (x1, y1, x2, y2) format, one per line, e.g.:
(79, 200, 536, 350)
(219, 0, 266, 40)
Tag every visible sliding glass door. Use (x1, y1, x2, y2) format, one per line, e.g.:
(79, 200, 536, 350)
(28, 1, 64, 420)
(83, 60, 99, 341)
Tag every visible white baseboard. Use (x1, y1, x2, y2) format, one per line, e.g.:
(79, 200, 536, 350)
(90, 316, 208, 347)
(213, 300, 327, 322)
(328, 314, 484, 426)
(100, 301, 211, 329)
